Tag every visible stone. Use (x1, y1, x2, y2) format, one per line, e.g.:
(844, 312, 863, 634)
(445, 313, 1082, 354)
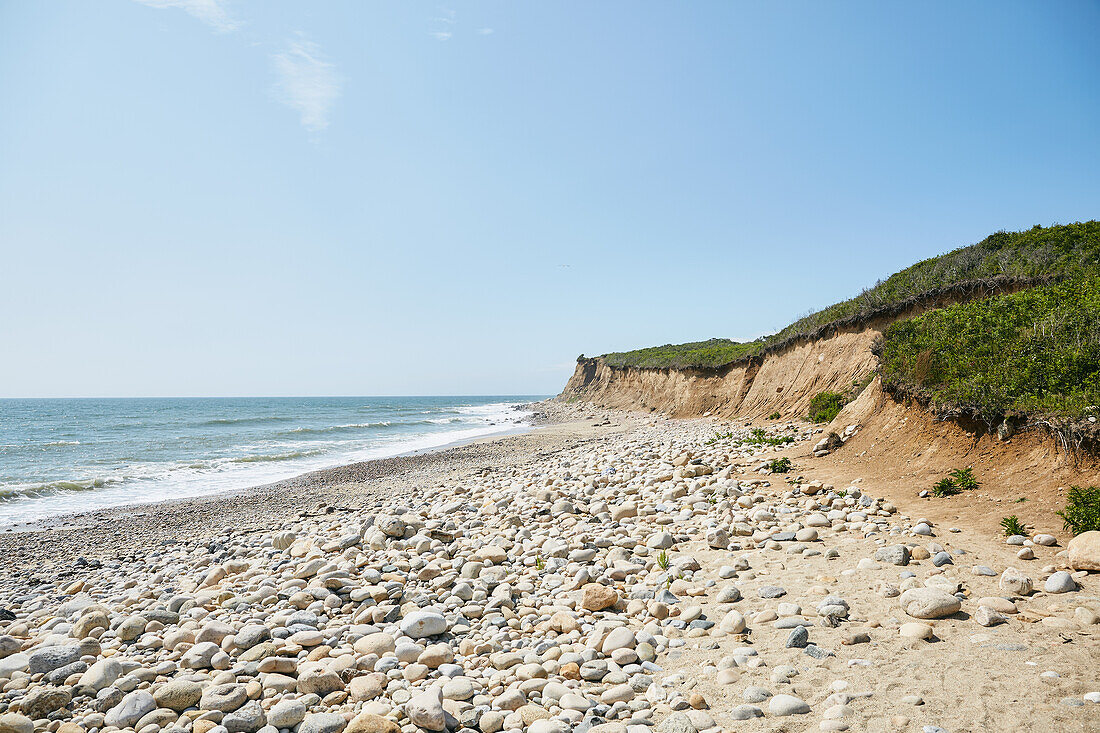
(899, 623, 934, 639)
(768, 694, 811, 716)
(875, 545, 910, 566)
(223, 701, 267, 733)
(786, 626, 809, 648)
(154, 679, 202, 712)
(655, 712, 698, 733)
(899, 588, 961, 619)
(400, 611, 448, 638)
(974, 606, 1007, 627)
(582, 584, 619, 611)
(647, 532, 676, 550)
(999, 568, 1033, 595)
(181, 640, 221, 669)
(405, 687, 446, 731)
(21, 687, 71, 720)
(349, 675, 385, 702)
(1067, 531, 1100, 571)
(200, 683, 248, 713)
(742, 686, 772, 703)
(1044, 571, 1077, 593)
(729, 705, 764, 720)
(105, 690, 157, 729)
(27, 645, 81, 675)
(346, 713, 401, 733)
(298, 713, 346, 733)
(719, 610, 746, 634)
(77, 658, 122, 693)
(297, 667, 343, 695)
(264, 699, 306, 728)
(601, 626, 636, 653)
(0, 714, 34, 733)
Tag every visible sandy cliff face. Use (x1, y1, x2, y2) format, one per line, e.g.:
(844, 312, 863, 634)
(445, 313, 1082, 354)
(561, 277, 1044, 421)
(560, 326, 880, 420)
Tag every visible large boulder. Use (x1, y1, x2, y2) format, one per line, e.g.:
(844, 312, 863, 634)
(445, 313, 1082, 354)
(1067, 531, 1100, 572)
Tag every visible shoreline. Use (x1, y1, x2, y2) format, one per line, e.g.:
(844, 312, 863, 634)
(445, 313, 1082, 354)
(0, 401, 548, 535)
(0, 402, 628, 576)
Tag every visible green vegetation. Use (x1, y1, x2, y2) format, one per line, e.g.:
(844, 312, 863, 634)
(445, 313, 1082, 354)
(880, 275, 1100, 425)
(932, 477, 961, 497)
(1057, 486, 1100, 535)
(705, 431, 736, 445)
(594, 223, 1099, 371)
(534, 554, 545, 570)
(1000, 515, 1029, 537)
(931, 467, 980, 497)
(767, 457, 792, 473)
(656, 550, 671, 571)
(768, 411, 781, 420)
(772, 222, 1100, 342)
(807, 391, 847, 423)
(949, 467, 979, 491)
(602, 338, 762, 369)
(746, 428, 794, 446)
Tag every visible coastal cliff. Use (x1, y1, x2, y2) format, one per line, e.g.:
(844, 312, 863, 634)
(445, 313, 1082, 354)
(560, 326, 879, 420)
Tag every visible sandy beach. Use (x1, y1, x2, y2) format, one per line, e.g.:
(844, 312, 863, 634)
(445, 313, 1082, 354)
(0, 402, 1097, 733)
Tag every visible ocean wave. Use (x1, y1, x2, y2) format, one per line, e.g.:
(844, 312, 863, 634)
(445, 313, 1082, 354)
(43, 440, 81, 447)
(201, 416, 294, 426)
(229, 449, 325, 464)
(0, 476, 122, 500)
(278, 421, 399, 435)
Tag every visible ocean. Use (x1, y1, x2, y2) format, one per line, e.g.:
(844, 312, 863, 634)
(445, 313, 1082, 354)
(0, 396, 543, 526)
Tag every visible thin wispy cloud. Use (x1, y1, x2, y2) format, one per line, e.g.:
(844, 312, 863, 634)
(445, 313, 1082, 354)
(272, 39, 341, 133)
(133, 0, 238, 33)
(477, 28, 494, 35)
(429, 7, 457, 40)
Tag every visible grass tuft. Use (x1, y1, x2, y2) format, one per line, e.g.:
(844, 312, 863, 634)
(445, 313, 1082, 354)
(767, 457, 792, 473)
(1000, 515, 1029, 537)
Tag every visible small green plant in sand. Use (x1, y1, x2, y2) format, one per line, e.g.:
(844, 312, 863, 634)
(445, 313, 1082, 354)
(949, 467, 980, 491)
(706, 431, 736, 445)
(1000, 515, 1029, 537)
(745, 428, 794, 447)
(931, 467, 979, 497)
(932, 477, 961, 497)
(768, 411, 781, 420)
(656, 550, 670, 571)
(1015, 497, 1028, 503)
(1057, 486, 1100, 535)
(768, 457, 792, 473)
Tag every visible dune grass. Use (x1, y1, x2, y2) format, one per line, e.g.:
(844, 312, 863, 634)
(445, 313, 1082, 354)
(601, 338, 762, 369)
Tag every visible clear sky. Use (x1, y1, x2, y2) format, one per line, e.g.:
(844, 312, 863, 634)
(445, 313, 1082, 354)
(1, 1, 1097, 398)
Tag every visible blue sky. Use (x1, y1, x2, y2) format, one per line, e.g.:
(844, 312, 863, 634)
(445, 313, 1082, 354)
(1, 1, 1097, 398)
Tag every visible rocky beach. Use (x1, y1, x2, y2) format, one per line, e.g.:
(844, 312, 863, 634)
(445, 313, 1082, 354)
(1, 403, 1098, 733)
